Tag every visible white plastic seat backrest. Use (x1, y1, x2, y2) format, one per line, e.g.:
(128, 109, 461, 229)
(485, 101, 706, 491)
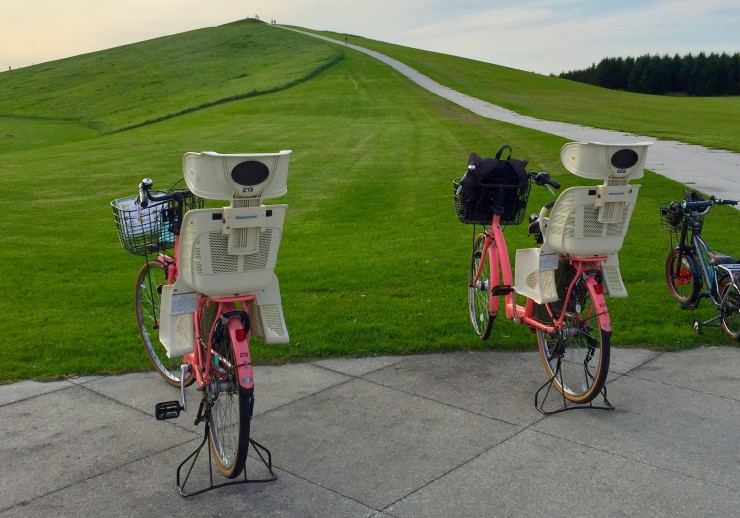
(178, 205, 287, 298)
(183, 150, 291, 202)
(541, 185, 640, 256)
(560, 141, 650, 182)
(540, 142, 651, 257)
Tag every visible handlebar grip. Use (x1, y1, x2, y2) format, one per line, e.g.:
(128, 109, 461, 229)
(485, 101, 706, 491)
(139, 178, 153, 209)
(532, 172, 560, 190)
(683, 200, 710, 209)
(720, 199, 738, 206)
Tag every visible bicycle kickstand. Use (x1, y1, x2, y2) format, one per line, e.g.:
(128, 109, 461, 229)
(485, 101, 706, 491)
(534, 357, 614, 415)
(176, 396, 277, 497)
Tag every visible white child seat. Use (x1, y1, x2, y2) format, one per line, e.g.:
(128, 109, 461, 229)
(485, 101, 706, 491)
(160, 151, 292, 352)
(515, 142, 652, 303)
(178, 204, 287, 298)
(183, 150, 291, 201)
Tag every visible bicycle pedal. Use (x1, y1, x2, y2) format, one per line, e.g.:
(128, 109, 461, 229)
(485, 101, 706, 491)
(155, 400, 184, 420)
(491, 285, 513, 296)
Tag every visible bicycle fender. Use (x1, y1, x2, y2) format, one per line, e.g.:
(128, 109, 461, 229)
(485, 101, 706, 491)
(584, 274, 612, 333)
(227, 316, 255, 390)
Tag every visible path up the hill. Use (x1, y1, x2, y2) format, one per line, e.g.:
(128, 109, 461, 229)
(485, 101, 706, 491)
(287, 28, 740, 206)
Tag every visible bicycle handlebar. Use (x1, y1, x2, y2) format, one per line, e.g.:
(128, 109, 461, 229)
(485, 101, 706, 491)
(530, 171, 560, 190)
(681, 196, 738, 215)
(138, 178, 153, 208)
(138, 178, 193, 208)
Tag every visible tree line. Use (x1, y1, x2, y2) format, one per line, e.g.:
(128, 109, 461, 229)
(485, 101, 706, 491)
(558, 52, 740, 96)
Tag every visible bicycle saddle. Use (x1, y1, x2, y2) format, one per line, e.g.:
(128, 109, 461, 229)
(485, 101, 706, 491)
(709, 252, 739, 265)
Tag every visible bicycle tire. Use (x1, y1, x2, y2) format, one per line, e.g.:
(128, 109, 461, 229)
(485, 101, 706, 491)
(536, 275, 610, 404)
(208, 323, 253, 479)
(719, 277, 740, 340)
(134, 260, 195, 387)
(468, 233, 495, 339)
(665, 249, 702, 304)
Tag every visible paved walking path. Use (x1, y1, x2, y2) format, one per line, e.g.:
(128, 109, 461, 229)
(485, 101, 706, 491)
(1, 349, 738, 516)
(290, 29, 740, 205)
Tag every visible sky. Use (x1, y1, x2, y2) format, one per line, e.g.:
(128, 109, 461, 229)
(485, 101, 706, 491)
(1, 0, 738, 75)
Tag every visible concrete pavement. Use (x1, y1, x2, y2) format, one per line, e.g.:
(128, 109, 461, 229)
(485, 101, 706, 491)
(1, 348, 738, 516)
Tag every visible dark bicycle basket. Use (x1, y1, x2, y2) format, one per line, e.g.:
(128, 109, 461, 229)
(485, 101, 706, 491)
(658, 203, 684, 232)
(453, 180, 530, 225)
(111, 190, 204, 255)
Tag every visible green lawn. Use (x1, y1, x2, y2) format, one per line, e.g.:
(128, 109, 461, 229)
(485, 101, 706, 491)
(1, 20, 737, 382)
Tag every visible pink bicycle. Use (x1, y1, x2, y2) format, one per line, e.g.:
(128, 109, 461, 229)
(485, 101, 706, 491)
(112, 151, 291, 494)
(456, 142, 651, 411)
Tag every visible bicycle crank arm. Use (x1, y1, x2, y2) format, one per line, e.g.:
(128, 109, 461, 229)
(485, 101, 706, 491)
(180, 363, 188, 412)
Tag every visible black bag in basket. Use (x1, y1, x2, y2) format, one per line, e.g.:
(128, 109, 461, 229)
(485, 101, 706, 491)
(455, 145, 530, 224)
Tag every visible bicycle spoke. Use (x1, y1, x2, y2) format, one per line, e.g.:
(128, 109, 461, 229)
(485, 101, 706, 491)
(537, 276, 610, 404)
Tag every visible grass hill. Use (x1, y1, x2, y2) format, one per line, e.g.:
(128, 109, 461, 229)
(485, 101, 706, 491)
(1, 19, 737, 382)
(0, 19, 340, 134)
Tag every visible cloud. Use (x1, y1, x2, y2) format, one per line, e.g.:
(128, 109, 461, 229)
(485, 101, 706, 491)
(390, 0, 740, 73)
(1, 0, 737, 74)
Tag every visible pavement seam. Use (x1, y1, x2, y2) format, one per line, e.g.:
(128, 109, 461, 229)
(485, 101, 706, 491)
(356, 372, 535, 429)
(532, 427, 740, 493)
(252, 374, 358, 418)
(343, 358, 557, 514)
(0, 380, 78, 409)
(257, 359, 548, 514)
(75, 381, 204, 436)
(245, 461, 385, 517)
(379, 411, 550, 514)
(613, 350, 739, 401)
(618, 371, 739, 402)
(0, 435, 202, 513)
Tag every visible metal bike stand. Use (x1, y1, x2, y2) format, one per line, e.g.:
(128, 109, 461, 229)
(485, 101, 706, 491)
(692, 314, 722, 335)
(534, 356, 614, 415)
(176, 398, 277, 497)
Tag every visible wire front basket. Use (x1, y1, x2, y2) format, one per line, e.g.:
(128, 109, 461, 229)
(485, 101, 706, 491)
(111, 190, 204, 256)
(454, 180, 530, 225)
(658, 203, 684, 232)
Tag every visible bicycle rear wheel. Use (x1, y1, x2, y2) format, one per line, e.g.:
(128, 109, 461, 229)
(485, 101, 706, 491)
(207, 321, 253, 479)
(665, 249, 701, 304)
(135, 261, 195, 387)
(468, 233, 495, 339)
(719, 277, 740, 340)
(536, 275, 610, 404)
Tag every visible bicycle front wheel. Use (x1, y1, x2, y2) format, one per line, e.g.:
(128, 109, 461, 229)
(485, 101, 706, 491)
(469, 233, 494, 339)
(719, 277, 740, 340)
(208, 326, 253, 479)
(135, 261, 195, 387)
(665, 250, 701, 304)
(536, 276, 610, 404)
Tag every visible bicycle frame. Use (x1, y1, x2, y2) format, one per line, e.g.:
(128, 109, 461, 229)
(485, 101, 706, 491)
(673, 218, 722, 302)
(692, 233, 721, 300)
(473, 214, 611, 335)
(154, 234, 255, 391)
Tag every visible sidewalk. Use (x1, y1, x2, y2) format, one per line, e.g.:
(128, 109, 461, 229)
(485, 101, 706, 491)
(1, 348, 737, 516)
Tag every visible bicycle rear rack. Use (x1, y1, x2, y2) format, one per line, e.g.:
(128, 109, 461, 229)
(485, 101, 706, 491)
(175, 396, 277, 497)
